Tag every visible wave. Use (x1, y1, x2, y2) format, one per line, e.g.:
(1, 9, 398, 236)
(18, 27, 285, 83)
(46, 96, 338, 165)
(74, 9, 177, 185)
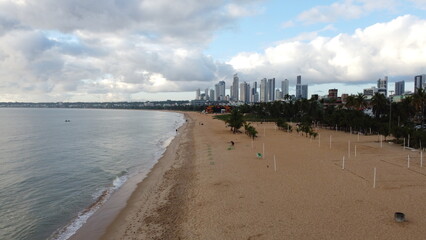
(49, 174, 128, 240)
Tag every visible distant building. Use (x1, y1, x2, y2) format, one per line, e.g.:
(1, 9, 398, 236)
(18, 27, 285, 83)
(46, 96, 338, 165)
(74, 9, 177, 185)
(301, 85, 308, 99)
(395, 81, 405, 96)
(232, 73, 239, 101)
(341, 94, 348, 103)
(275, 89, 282, 100)
(204, 88, 209, 100)
(260, 78, 268, 102)
(364, 87, 378, 97)
(296, 75, 308, 99)
(414, 74, 426, 92)
(282, 79, 289, 96)
(195, 88, 201, 100)
(209, 89, 215, 101)
(240, 82, 250, 103)
(251, 81, 258, 103)
(268, 78, 276, 102)
(377, 76, 388, 96)
(215, 81, 226, 100)
(328, 89, 338, 99)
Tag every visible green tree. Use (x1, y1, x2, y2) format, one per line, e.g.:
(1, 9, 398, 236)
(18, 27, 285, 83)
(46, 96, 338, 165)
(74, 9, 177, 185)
(371, 92, 389, 119)
(226, 109, 245, 134)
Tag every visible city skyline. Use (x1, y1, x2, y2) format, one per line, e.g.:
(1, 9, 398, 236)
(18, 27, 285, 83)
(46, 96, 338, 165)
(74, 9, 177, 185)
(0, 1, 425, 102)
(194, 73, 425, 103)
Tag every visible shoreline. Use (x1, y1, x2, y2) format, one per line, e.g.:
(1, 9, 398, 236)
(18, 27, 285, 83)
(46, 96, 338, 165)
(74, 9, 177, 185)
(69, 112, 190, 240)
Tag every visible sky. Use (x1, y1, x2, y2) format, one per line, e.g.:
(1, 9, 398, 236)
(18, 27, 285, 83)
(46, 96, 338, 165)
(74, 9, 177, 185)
(0, 0, 425, 102)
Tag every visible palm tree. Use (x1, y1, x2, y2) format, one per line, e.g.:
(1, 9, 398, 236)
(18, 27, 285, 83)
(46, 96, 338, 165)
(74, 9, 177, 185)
(371, 92, 388, 119)
(412, 88, 426, 124)
(345, 95, 356, 110)
(226, 109, 245, 134)
(355, 93, 367, 110)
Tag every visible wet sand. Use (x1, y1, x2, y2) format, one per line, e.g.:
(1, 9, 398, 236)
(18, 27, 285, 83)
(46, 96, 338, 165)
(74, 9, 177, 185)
(86, 112, 426, 239)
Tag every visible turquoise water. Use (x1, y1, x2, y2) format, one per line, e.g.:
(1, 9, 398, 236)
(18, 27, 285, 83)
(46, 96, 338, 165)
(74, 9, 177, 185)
(0, 108, 184, 240)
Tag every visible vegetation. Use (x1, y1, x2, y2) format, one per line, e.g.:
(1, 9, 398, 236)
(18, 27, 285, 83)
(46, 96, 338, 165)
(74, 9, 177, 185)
(213, 90, 426, 150)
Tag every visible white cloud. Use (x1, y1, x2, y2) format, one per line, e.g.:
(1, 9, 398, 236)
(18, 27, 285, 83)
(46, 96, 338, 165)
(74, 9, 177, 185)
(296, 0, 397, 24)
(0, 0, 268, 101)
(229, 15, 426, 84)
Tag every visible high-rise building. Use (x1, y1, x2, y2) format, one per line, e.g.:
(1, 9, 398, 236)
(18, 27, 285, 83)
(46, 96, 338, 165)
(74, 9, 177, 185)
(210, 89, 215, 101)
(240, 82, 250, 103)
(204, 88, 209, 100)
(377, 76, 388, 96)
(260, 78, 268, 102)
(268, 78, 275, 102)
(275, 89, 282, 100)
(251, 81, 258, 103)
(232, 73, 239, 101)
(215, 81, 226, 100)
(282, 79, 289, 96)
(395, 81, 405, 96)
(328, 89, 338, 99)
(195, 88, 201, 100)
(415, 74, 426, 92)
(301, 85, 308, 99)
(296, 75, 304, 99)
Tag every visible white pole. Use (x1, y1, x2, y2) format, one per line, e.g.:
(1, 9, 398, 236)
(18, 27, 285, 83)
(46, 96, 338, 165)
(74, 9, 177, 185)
(263, 143, 265, 159)
(330, 135, 332, 149)
(408, 155, 410, 168)
(348, 140, 351, 158)
(408, 134, 410, 148)
(274, 155, 277, 172)
(336, 124, 338, 132)
(380, 135, 383, 148)
(421, 151, 423, 167)
(355, 145, 357, 157)
(342, 156, 345, 170)
(403, 138, 406, 150)
(373, 168, 377, 188)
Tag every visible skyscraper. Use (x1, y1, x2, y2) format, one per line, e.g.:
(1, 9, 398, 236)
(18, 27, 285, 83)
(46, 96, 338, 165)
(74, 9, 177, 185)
(377, 76, 388, 96)
(395, 81, 405, 96)
(204, 88, 209, 100)
(210, 89, 215, 101)
(232, 73, 239, 101)
(195, 88, 200, 100)
(415, 74, 426, 92)
(260, 78, 268, 102)
(215, 81, 226, 100)
(301, 85, 308, 99)
(296, 75, 302, 99)
(240, 82, 250, 103)
(268, 78, 275, 102)
(282, 79, 289, 96)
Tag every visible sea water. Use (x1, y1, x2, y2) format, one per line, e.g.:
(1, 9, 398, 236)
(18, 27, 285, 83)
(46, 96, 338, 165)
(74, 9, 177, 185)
(0, 108, 185, 240)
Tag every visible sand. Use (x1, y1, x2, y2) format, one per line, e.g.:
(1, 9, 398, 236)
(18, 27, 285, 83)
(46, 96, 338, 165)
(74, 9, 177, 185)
(79, 112, 426, 239)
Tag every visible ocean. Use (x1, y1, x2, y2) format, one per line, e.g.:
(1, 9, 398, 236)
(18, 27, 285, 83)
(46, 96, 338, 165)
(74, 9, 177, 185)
(0, 108, 185, 240)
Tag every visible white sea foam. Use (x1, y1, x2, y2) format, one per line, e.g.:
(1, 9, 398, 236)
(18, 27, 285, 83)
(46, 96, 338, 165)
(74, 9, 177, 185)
(51, 175, 128, 240)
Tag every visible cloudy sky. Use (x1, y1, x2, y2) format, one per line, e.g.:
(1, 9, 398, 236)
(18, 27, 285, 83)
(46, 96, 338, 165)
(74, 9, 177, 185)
(0, 0, 425, 102)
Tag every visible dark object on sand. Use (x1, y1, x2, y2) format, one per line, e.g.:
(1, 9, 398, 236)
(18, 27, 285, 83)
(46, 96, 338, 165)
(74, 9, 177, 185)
(230, 141, 234, 146)
(394, 212, 405, 222)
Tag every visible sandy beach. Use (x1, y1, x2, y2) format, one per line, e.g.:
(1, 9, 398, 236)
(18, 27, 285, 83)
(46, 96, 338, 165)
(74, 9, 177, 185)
(79, 111, 426, 239)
